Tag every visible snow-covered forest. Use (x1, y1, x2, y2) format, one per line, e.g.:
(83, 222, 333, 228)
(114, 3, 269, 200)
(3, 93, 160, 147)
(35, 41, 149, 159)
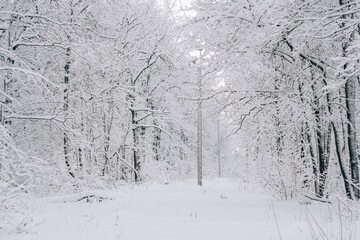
(2, 0, 360, 239)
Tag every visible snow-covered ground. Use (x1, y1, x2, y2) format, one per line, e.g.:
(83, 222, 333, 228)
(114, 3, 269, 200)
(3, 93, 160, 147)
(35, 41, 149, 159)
(4, 179, 360, 240)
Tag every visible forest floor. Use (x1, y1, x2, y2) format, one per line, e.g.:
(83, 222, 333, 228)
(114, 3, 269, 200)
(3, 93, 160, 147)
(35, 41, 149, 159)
(4, 178, 360, 240)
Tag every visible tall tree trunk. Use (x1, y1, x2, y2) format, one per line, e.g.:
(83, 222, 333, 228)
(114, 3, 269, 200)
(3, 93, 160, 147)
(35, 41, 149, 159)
(340, 0, 360, 198)
(345, 77, 359, 198)
(310, 70, 330, 198)
(102, 110, 110, 176)
(63, 47, 74, 178)
(305, 125, 319, 195)
(131, 107, 140, 182)
(132, 130, 140, 181)
(197, 66, 202, 186)
(102, 99, 113, 176)
(152, 121, 161, 161)
(332, 121, 353, 199)
(297, 75, 319, 194)
(77, 94, 85, 177)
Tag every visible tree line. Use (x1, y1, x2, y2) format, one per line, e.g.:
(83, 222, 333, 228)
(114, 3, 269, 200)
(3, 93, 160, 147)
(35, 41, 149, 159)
(192, 0, 360, 200)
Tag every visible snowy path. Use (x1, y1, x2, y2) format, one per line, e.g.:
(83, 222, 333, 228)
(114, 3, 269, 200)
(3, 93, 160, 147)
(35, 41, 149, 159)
(5, 179, 356, 240)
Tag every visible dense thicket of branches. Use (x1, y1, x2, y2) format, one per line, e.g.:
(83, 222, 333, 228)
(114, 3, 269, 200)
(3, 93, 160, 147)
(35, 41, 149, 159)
(0, 0, 200, 233)
(192, 0, 360, 200)
(2, 0, 360, 235)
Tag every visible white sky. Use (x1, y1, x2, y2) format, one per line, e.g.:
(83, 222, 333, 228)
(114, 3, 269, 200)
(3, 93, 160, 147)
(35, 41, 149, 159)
(158, 0, 194, 12)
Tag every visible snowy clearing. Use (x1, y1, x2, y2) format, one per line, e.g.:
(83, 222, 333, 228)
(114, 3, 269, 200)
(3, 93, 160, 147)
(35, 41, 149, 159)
(4, 179, 359, 240)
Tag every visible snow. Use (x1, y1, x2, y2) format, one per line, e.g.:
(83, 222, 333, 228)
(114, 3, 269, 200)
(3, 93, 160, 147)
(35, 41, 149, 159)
(3, 179, 360, 240)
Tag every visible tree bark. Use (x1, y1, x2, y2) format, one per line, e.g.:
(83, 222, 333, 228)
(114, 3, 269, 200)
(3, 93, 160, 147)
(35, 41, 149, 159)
(332, 121, 353, 199)
(63, 47, 74, 178)
(339, 0, 360, 199)
(131, 108, 140, 182)
(197, 66, 202, 186)
(345, 77, 359, 198)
